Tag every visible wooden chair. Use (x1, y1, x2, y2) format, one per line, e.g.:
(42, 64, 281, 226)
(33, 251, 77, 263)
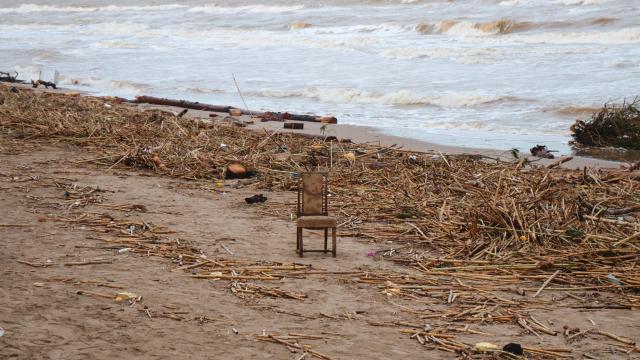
(296, 172, 337, 257)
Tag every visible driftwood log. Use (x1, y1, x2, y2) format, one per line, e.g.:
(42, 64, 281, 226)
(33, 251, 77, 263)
(283, 122, 304, 130)
(134, 95, 231, 113)
(31, 80, 57, 89)
(133, 95, 337, 124)
(0, 71, 24, 83)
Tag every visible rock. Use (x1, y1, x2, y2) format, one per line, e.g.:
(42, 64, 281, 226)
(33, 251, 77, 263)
(245, 194, 267, 204)
(503, 343, 523, 355)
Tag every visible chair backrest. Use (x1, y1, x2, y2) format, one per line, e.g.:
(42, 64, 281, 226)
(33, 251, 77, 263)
(298, 172, 328, 216)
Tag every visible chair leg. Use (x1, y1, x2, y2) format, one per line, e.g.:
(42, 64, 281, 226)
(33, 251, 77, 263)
(324, 228, 328, 251)
(332, 227, 337, 257)
(296, 227, 300, 251)
(298, 228, 304, 257)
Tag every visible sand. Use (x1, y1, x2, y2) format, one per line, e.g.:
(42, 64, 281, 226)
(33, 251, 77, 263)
(1, 128, 639, 359)
(1, 84, 638, 359)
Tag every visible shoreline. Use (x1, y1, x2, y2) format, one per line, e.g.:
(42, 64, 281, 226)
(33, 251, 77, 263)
(138, 102, 628, 170)
(5, 81, 630, 169)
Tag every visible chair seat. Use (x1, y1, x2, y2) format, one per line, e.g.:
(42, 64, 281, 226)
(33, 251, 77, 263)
(297, 215, 336, 228)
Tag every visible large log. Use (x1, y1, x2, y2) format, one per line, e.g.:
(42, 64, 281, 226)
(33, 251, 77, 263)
(133, 95, 337, 124)
(134, 95, 233, 113)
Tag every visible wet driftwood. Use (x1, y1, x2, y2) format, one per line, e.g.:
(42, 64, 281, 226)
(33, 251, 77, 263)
(0, 71, 23, 83)
(133, 95, 337, 124)
(31, 79, 57, 89)
(133, 95, 232, 113)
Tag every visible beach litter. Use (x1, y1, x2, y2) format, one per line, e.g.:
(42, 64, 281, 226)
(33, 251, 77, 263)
(1, 84, 639, 357)
(245, 194, 267, 204)
(529, 144, 555, 158)
(31, 79, 57, 89)
(114, 292, 141, 304)
(503, 343, 524, 355)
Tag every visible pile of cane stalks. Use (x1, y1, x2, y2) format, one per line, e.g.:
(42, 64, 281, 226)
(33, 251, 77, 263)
(571, 98, 640, 150)
(2, 85, 640, 342)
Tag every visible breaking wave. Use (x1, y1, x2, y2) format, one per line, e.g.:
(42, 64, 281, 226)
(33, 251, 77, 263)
(414, 19, 594, 36)
(513, 27, 640, 44)
(0, 4, 187, 13)
(185, 87, 225, 94)
(591, 17, 616, 26)
(0, 3, 305, 14)
(553, 105, 601, 116)
(416, 19, 532, 36)
(554, 0, 608, 5)
(186, 4, 305, 14)
(501, 0, 607, 5)
(58, 75, 150, 94)
(289, 21, 313, 30)
(248, 87, 520, 108)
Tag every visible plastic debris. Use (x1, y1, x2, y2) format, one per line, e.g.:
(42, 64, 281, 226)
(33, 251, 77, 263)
(0, 326, 4, 337)
(343, 152, 356, 161)
(114, 292, 141, 304)
(607, 273, 622, 285)
(474, 342, 499, 352)
(366, 250, 376, 257)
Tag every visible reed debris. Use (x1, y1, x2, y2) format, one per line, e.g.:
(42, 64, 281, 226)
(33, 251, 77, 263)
(571, 98, 640, 150)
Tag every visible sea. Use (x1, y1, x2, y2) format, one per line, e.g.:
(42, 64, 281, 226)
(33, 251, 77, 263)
(2, 0, 639, 154)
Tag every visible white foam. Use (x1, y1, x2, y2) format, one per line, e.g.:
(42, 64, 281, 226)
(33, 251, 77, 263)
(438, 21, 495, 37)
(93, 40, 141, 49)
(187, 4, 304, 14)
(0, 4, 187, 13)
(382, 47, 504, 64)
(12, 64, 42, 81)
(184, 87, 225, 94)
(250, 87, 515, 108)
(501, 0, 607, 5)
(514, 27, 640, 44)
(554, 0, 607, 5)
(58, 75, 149, 94)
